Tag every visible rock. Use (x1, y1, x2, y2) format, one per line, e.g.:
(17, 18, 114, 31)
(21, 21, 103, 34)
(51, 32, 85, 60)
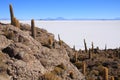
(0, 23, 85, 80)
(0, 35, 11, 50)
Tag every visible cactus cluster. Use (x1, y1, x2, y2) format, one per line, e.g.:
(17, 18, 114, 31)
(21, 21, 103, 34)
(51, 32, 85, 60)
(9, 4, 20, 28)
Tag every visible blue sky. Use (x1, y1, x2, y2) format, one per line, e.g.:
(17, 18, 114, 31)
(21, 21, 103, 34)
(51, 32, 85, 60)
(0, 0, 120, 19)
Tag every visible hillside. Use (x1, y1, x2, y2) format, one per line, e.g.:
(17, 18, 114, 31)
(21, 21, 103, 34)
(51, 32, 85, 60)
(0, 4, 120, 80)
(0, 21, 86, 80)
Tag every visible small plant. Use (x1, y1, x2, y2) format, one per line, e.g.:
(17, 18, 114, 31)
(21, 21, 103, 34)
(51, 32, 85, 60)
(84, 39, 87, 53)
(42, 72, 61, 80)
(56, 63, 66, 70)
(5, 31, 15, 40)
(74, 61, 82, 69)
(110, 76, 114, 80)
(12, 17, 20, 28)
(52, 63, 66, 76)
(48, 37, 53, 48)
(69, 71, 75, 79)
(52, 67, 63, 76)
(31, 19, 36, 38)
(103, 67, 108, 80)
(58, 34, 63, 46)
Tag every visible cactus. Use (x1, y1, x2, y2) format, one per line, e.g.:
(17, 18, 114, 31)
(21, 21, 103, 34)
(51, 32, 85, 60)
(110, 76, 114, 80)
(58, 34, 61, 41)
(84, 39, 87, 53)
(69, 71, 74, 79)
(9, 4, 20, 28)
(9, 4, 14, 25)
(105, 44, 107, 51)
(12, 17, 20, 28)
(58, 34, 62, 46)
(75, 51, 78, 62)
(89, 48, 92, 59)
(91, 42, 94, 53)
(48, 37, 53, 48)
(73, 45, 75, 51)
(103, 67, 108, 80)
(31, 19, 36, 38)
(82, 61, 86, 75)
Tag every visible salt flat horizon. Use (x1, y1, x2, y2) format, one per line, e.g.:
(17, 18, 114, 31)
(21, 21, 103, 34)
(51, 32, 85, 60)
(0, 20, 120, 50)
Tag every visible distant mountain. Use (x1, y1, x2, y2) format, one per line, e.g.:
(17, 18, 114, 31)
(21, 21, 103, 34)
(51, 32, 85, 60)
(0, 18, 10, 20)
(43, 17, 66, 20)
(1, 17, 120, 21)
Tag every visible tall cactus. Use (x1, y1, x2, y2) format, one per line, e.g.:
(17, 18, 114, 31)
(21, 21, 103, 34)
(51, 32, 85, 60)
(91, 42, 94, 53)
(73, 45, 76, 51)
(105, 44, 107, 51)
(31, 19, 36, 39)
(75, 51, 78, 62)
(9, 4, 14, 25)
(84, 39, 87, 53)
(9, 4, 20, 28)
(58, 34, 62, 46)
(103, 67, 108, 80)
(82, 61, 86, 75)
(89, 48, 92, 59)
(58, 34, 61, 41)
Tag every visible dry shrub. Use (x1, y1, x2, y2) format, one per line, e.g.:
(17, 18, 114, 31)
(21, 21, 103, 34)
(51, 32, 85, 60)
(42, 72, 61, 80)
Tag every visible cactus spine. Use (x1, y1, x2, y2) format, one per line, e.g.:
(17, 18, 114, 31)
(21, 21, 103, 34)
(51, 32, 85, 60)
(103, 67, 108, 80)
(82, 61, 86, 75)
(31, 19, 36, 39)
(84, 39, 87, 53)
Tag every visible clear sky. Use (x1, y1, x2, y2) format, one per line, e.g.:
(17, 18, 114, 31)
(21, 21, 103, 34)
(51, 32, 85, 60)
(0, 0, 120, 19)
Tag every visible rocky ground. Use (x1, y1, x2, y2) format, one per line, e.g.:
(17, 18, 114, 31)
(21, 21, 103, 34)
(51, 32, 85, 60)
(0, 22, 85, 80)
(0, 21, 120, 80)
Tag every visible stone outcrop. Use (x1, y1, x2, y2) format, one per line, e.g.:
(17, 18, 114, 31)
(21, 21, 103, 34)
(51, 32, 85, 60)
(0, 23, 85, 80)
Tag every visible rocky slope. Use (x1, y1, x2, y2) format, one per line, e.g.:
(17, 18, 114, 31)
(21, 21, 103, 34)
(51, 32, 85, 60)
(0, 22, 85, 80)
